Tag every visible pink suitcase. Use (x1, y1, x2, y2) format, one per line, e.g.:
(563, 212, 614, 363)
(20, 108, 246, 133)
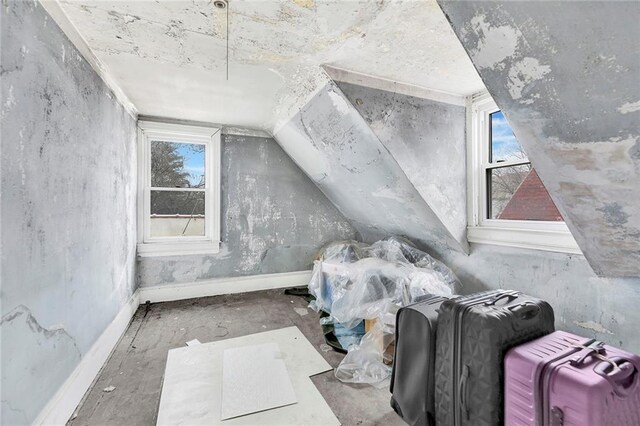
(505, 330, 640, 426)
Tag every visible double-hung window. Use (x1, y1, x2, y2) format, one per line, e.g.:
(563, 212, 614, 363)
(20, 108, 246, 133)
(467, 93, 580, 254)
(137, 121, 221, 257)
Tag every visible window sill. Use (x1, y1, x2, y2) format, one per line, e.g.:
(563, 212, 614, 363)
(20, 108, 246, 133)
(467, 225, 582, 255)
(137, 241, 221, 258)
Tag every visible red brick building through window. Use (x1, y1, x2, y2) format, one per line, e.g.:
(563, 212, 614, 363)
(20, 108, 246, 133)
(498, 169, 563, 221)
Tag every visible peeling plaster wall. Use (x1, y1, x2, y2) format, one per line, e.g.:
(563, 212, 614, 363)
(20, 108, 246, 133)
(1, 2, 137, 424)
(438, 0, 640, 277)
(344, 82, 640, 352)
(137, 135, 356, 287)
(336, 81, 468, 246)
(274, 80, 468, 255)
(443, 246, 640, 354)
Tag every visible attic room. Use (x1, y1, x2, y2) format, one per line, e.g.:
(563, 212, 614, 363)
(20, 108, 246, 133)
(2, 0, 639, 425)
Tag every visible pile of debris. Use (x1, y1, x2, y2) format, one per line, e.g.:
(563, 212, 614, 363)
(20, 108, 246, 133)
(307, 237, 460, 385)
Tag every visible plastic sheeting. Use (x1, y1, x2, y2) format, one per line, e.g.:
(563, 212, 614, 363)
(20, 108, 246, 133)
(307, 237, 460, 385)
(309, 237, 459, 329)
(334, 321, 393, 386)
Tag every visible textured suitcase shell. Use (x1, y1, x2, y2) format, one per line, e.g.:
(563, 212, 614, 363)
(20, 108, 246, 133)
(390, 295, 448, 426)
(505, 330, 640, 426)
(434, 290, 555, 426)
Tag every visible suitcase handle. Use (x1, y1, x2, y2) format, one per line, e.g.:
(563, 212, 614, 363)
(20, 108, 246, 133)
(594, 356, 638, 398)
(508, 302, 540, 320)
(483, 291, 519, 306)
(458, 365, 470, 420)
(569, 340, 606, 366)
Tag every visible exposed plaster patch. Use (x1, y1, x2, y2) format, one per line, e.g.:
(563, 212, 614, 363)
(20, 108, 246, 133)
(549, 137, 637, 189)
(618, 100, 640, 114)
(370, 185, 408, 203)
(467, 14, 520, 70)
(2, 85, 16, 118)
(327, 87, 352, 116)
(506, 57, 551, 100)
(574, 320, 613, 335)
(1, 306, 78, 350)
(1, 305, 83, 423)
(292, 0, 315, 10)
(596, 202, 629, 228)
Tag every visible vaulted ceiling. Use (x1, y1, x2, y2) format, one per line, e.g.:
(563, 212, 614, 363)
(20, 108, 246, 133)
(52, 0, 484, 129)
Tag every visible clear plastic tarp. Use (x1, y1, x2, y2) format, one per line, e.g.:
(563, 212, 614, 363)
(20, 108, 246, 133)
(307, 237, 460, 385)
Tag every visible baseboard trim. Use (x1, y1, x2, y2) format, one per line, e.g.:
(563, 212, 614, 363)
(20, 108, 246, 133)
(32, 271, 312, 424)
(34, 290, 140, 425)
(138, 270, 313, 304)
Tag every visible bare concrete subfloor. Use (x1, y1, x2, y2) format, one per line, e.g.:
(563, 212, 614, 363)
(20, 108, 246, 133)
(69, 289, 404, 426)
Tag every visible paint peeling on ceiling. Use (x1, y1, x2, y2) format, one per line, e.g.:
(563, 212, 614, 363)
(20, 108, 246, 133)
(55, 0, 484, 129)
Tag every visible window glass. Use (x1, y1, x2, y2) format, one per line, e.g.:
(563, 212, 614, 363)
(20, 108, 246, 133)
(490, 111, 526, 163)
(151, 141, 205, 188)
(486, 111, 563, 221)
(488, 164, 531, 219)
(150, 191, 205, 237)
(491, 169, 563, 221)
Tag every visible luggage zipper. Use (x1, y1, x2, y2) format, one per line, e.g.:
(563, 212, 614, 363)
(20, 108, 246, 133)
(451, 291, 517, 426)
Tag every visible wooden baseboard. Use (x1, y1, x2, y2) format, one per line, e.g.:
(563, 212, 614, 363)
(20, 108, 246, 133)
(138, 270, 313, 304)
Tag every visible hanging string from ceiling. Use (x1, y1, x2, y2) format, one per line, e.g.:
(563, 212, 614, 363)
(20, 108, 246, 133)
(213, 0, 229, 80)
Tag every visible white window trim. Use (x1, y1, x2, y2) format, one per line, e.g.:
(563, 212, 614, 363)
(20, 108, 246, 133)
(466, 92, 581, 254)
(137, 120, 221, 257)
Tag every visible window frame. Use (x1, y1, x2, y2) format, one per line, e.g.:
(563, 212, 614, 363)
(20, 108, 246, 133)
(466, 93, 581, 254)
(137, 120, 221, 257)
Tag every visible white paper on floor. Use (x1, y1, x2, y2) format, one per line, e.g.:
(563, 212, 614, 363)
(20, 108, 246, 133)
(221, 343, 297, 420)
(156, 326, 339, 426)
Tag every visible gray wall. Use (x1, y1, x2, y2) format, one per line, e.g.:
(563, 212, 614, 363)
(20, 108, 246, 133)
(444, 246, 640, 354)
(337, 81, 468, 246)
(345, 82, 640, 352)
(137, 134, 356, 287)
(1, 1, 137, 424)
(274, 80, 468, 255)
(438, 0, 640, 277)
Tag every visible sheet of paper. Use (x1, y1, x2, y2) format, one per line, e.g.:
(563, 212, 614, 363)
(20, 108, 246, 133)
(221, 343, 297, 420)
(157, 326, 338, 426)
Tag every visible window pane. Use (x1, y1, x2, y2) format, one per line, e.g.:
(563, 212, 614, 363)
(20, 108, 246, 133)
(490, 111, 527, 163)
(151, 141, 205, 188)
(150, 190, 205, 237)
(489, 166, 563, 221)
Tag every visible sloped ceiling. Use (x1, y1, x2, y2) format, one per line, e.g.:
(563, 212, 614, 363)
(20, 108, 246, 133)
(52, 0, 484, 129)
(274, 79, 469, 254)
(437, 0, 640, 277)
(336, 81, 468, 248)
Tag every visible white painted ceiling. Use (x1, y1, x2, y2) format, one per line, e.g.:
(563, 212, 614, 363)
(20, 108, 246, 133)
(57, 0, 484, 130)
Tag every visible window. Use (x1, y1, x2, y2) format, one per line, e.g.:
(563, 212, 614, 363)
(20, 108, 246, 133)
(137, 121, 221, 256)
(467, 93, 580, 254)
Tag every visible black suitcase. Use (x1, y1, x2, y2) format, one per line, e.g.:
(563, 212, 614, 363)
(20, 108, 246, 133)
(390, 295, 449, 426)
(434, 290, 554, 426)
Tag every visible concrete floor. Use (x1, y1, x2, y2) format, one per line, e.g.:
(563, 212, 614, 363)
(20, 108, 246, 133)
(69, 289, 404, 426)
